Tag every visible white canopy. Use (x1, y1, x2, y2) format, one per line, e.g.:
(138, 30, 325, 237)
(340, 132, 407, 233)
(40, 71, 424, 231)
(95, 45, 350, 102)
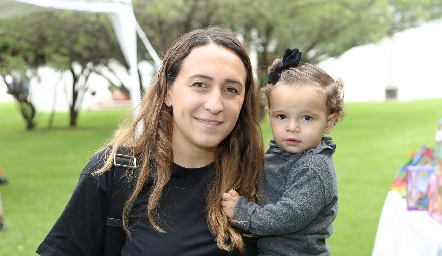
(0, 0, 161, 112)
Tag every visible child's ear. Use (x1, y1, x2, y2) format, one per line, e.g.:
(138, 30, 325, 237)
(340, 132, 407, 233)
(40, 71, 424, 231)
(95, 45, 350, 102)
(325, 113, 337, 134)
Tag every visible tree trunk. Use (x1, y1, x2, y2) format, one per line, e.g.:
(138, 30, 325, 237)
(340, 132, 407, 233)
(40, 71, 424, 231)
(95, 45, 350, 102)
(69, 105, 78, 127)
(68, 68, 80, 128)
(17, 99, 36, 130)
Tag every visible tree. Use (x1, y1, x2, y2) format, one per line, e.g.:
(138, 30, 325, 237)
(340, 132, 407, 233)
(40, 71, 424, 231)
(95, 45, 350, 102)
(209, 0, 395, 84)
(2, 0, 442, 129)
(0, 72, 36, 130)
(133, 0, 442, 87)
(36, 11, 128, 127)
(388, 0, 442, 34)
(0, 17, 46, 130)
(1, 10, 129, 128)
(133, 0, 233, 65)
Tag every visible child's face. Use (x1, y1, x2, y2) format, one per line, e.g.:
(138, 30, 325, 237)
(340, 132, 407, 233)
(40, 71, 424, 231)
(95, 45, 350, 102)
(268, 83, 335, 154)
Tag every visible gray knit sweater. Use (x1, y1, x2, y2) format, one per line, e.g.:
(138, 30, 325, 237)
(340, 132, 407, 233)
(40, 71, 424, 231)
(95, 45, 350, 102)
(232, 137, 338, 256)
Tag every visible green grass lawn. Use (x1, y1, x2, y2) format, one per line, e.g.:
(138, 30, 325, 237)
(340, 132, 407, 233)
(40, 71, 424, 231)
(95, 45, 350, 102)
(0, 99, 441, 255)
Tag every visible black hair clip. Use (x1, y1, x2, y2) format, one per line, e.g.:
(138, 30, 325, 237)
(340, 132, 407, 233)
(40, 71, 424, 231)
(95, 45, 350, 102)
(267, 48, 302, 84)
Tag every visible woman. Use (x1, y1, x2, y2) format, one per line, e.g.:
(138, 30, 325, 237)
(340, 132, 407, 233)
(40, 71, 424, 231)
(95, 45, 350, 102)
(37, 26, 264, 255)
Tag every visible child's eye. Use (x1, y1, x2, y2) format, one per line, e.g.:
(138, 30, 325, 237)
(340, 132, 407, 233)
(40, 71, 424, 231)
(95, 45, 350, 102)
(277, 114, 287, 120)
(301, 115, 313, 121)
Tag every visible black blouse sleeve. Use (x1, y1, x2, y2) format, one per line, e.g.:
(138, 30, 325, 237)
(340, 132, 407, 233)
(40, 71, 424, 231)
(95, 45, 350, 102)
(36, 150, 111, 256)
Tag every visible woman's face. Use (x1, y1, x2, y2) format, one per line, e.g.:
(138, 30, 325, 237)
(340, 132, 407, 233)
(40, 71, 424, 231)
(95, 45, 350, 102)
(166, 44, 247, 157)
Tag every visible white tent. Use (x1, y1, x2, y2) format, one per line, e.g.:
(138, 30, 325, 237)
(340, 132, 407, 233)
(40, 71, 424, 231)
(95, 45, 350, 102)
(0, 0, 161, 112)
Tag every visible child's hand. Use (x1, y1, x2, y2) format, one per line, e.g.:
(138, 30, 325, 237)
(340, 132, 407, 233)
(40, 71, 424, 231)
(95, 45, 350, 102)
(221, 189, 240, 219)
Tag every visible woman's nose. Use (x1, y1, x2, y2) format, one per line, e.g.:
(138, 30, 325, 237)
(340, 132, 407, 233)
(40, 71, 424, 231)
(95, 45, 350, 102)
(204, 90, 223, 115)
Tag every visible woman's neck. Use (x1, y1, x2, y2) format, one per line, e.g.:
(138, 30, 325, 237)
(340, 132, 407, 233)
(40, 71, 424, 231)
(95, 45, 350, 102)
(171, 140, 216, 168)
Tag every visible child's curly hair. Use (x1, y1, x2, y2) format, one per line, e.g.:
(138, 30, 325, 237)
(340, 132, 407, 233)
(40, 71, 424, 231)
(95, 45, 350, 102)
(261, 59, 346, 124)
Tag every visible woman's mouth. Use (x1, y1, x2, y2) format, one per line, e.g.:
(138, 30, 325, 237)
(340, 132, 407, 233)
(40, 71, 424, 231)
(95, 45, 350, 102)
(196, 118, 222, 125)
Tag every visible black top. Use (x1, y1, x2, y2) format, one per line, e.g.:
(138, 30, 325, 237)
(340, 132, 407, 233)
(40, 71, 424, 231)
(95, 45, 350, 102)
(36, 150, 256, 256)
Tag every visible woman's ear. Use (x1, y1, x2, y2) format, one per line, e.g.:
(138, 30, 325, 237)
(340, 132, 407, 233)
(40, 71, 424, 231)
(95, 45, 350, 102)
(325, 113, 337, 134)
(165, 85, 172, 107)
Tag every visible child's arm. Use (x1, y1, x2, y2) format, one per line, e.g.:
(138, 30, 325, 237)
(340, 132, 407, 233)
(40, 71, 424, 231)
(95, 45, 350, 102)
(233, 182, 323, 236)
(221, 189, 240, 219)
(226, 158, 337, 236)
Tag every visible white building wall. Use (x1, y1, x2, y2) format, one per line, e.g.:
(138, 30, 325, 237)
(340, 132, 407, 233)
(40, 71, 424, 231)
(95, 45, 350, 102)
(28, 67, 113, 112)
(319, 43, 391, 102)
(318, 18, 442, 102)
(0, 62, 138, 112)
(390, 20, 442, 101)
(0, 83, 14, 103)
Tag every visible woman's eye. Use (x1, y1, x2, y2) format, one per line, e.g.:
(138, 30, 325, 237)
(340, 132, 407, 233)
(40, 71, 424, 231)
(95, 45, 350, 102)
(225, 87, 239, 94)
(301, 115, 313, 121)
(192, 82, 207, 88)
(276, 114, 286, 120)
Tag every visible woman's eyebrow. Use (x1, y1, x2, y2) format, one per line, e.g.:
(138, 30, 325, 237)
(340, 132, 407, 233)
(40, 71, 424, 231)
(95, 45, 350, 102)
(190, 74, 244, 88)
(190, 74, 213, 81)
(225, 78, 244, 88)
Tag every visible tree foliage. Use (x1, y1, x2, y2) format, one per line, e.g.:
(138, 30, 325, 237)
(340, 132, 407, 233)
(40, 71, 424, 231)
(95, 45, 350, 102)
(0, 10, 128, 128)
(389, 0, 442, 34)
(0, 14, 45, 130)
(133, 0, 442, 85)
(34, 11, 128, 127)
(1, 0, 442, 129)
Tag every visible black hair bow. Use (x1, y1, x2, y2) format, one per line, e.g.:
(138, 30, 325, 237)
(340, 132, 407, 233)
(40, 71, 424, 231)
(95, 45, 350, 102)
(267, 48, 302, 84)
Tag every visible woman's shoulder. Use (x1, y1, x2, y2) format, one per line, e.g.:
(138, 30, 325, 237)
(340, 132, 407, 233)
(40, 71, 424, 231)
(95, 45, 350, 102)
(80, 147, 113, 177)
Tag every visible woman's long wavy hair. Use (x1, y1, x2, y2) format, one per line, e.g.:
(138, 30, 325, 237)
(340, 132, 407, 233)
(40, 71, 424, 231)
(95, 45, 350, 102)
(97, 26, 264, 253)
